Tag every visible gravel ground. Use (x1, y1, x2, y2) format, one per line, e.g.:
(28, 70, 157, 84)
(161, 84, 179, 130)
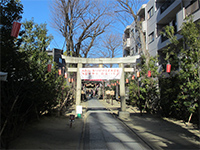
(8, 102, 87, 150)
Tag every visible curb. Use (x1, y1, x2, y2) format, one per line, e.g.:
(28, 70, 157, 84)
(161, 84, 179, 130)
(78, 103, 88, 150)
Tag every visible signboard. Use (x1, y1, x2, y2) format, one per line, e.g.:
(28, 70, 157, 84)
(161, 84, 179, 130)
(76, 105, 82, 114)
(80, 68, 122, 80)
(106, 90, 110, 95)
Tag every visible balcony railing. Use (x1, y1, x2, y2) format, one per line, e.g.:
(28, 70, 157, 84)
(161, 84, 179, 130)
(160, 0, 175, 14)
(123, 38, 131, 49)
(185, 0, 200, 17)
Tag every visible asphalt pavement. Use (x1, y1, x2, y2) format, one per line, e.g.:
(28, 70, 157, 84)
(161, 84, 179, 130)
(81, 98, 150, 150)
(98, 98, 200, 150)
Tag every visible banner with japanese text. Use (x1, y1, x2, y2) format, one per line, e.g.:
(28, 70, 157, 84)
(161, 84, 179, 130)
(80, 68, 122, 80)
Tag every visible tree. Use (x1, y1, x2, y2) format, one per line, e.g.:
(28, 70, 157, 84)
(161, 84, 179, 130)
(1, 0, 23, 73)
(50, 0, 113, 58)
(19, 19, 74, 116)
(20, 19, 53, 52)
(129, 55, 160, 115)
(1, 1, 75, 148)
(178, 18, 200, 124)
(162, 17, 200, 124)
(1, 13, 67, 148)
(19, 19, 57, 116)
(1, 0, 23, 148)
(115, 0, 150, 65)
(101, 33, 122, 58)
(90, 33, 122, 67)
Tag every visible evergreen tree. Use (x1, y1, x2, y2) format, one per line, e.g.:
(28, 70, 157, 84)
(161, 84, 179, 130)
(0, 1, 70, 147)
(129, 55, 161, 114)
(1, 0, 23, 75)
(1, 0, 24, 148)
(178, 18, 200, 123)
(162, 17, 200, 123)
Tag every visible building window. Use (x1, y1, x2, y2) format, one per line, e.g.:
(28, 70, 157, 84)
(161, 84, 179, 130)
(148, 32, 154, 44)
(148, 7, 154, 19)
(160, 0, 175, 14)
(136, 46, 138, 53)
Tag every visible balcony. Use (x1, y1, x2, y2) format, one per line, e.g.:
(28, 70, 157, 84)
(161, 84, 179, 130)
(123, 38, 131, 50)
(160, 0, 175, 14)
(124, 25, 131, 34)
(137, 4, 146, 21)
(123, 49, 130, 57)
(142, 20, 147, 32)
(157, 0, 181, 25)
(176, 0, 200, 32)
(185, 0, 200, 17)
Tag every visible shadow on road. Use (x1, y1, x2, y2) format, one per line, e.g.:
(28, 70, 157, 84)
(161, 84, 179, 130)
(126, 112, 200, 150)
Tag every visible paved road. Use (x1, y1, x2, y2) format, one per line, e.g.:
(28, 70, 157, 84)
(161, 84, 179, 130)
(82, 98, 150, 150)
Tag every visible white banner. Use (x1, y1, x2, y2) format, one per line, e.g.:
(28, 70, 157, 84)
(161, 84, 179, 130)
(80, 68, 122, 80)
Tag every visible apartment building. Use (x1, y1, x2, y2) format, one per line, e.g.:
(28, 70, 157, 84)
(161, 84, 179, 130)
(123, 22, 137, 57)
(123, 0, 200, 58)
(123, 4, 147, 57)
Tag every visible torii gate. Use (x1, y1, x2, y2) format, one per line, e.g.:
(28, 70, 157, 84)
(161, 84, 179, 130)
(62, 55, 140, 118)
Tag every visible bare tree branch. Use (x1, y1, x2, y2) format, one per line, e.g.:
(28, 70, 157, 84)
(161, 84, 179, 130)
(50, 0, 113, 57)
(115, 0, 150, 65)
(90, 33, 122, 67)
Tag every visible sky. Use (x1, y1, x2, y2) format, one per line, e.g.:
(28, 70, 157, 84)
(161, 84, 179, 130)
(20, 0, 130, 54)
(21, 0, 65, 50)
(20, 0, 144, 55)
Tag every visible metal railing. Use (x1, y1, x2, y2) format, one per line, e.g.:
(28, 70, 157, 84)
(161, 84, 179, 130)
(160, 0, 175, 14)
(185, 0, 200, 17)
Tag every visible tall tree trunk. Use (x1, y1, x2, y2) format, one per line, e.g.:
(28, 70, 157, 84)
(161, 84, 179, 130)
(0, 96, 19, 136)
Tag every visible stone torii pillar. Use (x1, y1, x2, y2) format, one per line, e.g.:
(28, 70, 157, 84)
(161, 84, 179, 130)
(119, 63, 130, 119)
(76, 63, 82, 106)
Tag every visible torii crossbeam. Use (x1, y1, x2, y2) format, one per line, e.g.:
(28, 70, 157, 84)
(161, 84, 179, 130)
(62, 55, 140, 118)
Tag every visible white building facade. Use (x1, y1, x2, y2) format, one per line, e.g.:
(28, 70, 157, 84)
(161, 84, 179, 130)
(123, 0, 200, 57)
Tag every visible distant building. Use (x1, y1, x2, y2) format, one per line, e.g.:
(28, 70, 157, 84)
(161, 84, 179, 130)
(123, 22, 139, 57)
(47, 48, 66, 76)
(123, 4, 146, 57)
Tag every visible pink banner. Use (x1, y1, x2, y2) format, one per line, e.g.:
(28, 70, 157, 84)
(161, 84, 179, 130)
(80, 68, 122, 80)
